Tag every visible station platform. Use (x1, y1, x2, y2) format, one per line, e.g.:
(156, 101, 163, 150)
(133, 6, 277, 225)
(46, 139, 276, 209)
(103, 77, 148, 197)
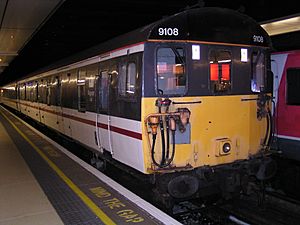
(0, 106, 181, 225)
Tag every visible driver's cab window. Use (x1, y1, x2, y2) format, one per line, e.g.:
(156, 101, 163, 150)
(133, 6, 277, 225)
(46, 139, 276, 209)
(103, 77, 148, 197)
(209, 49, 232, 93)
(156, 47, 186, 95)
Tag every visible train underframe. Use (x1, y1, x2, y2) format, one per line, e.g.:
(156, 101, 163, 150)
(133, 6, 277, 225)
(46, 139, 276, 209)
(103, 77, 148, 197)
(151, 155, 276, 208)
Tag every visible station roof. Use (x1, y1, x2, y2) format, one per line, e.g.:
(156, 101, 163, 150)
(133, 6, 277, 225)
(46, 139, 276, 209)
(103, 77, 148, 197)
(0, 0, 64, 77)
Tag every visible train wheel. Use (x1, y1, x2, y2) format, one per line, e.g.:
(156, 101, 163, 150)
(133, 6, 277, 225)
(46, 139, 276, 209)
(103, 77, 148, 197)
(95, 159, 106, 172)
(152, 188, 174, 213)
(91, 155, 106, 172)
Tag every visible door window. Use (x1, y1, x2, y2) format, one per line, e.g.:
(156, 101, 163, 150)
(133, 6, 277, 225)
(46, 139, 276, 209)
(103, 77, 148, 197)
(251, 51, 265, 92)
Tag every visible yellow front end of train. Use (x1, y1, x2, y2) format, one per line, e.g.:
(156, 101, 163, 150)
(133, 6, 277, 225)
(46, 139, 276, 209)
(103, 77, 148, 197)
(142, 95, 269, 172)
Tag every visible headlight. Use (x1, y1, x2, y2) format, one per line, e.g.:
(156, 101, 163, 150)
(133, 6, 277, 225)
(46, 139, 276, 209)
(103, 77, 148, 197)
(222, 142, 231, 153)
(215, 138, 232, 156)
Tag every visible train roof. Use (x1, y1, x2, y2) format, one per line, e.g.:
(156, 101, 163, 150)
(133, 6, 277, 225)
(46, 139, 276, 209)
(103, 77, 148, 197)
(65, 7, 272, 57)
(147, 7, 271, 46)
(95, 7, 271, 49)
(8, 7, 271, 83)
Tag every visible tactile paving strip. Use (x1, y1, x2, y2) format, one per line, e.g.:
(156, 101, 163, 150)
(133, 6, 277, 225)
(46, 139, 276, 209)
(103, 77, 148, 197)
(0, 111, 104, 225)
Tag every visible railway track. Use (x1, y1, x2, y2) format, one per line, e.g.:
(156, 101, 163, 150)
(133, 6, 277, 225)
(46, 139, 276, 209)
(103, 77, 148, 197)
(173, 190, 300, 225)
(220, 192, 300, 225)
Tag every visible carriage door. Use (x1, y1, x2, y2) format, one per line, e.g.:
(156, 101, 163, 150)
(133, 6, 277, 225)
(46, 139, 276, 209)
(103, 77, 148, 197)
(95, 70, 112, 153)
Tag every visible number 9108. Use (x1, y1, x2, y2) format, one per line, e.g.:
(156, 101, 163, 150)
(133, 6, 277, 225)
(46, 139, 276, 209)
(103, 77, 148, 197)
(158, 28, 179, 36)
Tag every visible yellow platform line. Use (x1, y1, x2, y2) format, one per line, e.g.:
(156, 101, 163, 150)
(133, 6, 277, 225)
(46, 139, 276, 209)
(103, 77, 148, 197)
(0, 110, 116, 225)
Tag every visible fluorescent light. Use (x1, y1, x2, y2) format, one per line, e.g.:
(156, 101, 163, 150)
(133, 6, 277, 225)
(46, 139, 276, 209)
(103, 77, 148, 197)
(260, 14, 300, 36)
(218, 60, 231, 63)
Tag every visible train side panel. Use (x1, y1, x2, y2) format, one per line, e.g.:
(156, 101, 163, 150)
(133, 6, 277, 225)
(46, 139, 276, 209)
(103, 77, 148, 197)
(0, 46, 146, 173)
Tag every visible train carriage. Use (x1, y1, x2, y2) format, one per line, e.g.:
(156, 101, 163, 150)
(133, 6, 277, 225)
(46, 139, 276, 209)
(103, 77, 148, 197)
(1, 7, 276, 203)
(271, 50, 300, 161)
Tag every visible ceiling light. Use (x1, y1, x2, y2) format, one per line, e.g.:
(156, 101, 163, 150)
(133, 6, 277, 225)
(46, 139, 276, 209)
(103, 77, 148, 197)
(260, 14, 300, 36)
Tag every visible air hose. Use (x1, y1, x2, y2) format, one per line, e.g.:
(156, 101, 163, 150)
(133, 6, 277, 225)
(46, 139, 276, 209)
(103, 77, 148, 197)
(165, 116, 170, 160)
(266, 109, 273, 147)
(151, 133, 160, 167)
(159, 115, 166, 165)
(151, 123, 176, 168)
(262, 108, 273, 149)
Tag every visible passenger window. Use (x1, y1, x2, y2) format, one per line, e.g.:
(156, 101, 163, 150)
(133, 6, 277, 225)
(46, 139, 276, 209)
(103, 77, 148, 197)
(127, 63, 136, 94)
(156, 47, 186, 95)
(34, 82, 38, 102)
(28, 83, 33, 101)
(86, 64, 98, 112)
(39, 79, 47, 104)
(209, 50, 231, 93)
(118, 64, 127, 96)
(20, 84, 26, 100)
(118, 61, 137, 97)
(55, 77, 61, 106)
(100, 71, 109, 110)
(46, 80, 51, 105)
(26, 82, 35, 102)
(77, 68, 86, 112)
(17, 86, 21, 100)
(251, 51, 265, 92)
(286, 68, 300, 105)
(49, 76, 60, 106)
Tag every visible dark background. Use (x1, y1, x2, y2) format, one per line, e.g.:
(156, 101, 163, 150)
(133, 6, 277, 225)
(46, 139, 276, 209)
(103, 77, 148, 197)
(1, 0, 299, 84)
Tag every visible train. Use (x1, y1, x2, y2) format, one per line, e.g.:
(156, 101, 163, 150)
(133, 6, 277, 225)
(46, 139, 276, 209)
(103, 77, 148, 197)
(0, 7, 276, 206)
(271, 50, 300, 161)
(271, 49, 300, 198)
